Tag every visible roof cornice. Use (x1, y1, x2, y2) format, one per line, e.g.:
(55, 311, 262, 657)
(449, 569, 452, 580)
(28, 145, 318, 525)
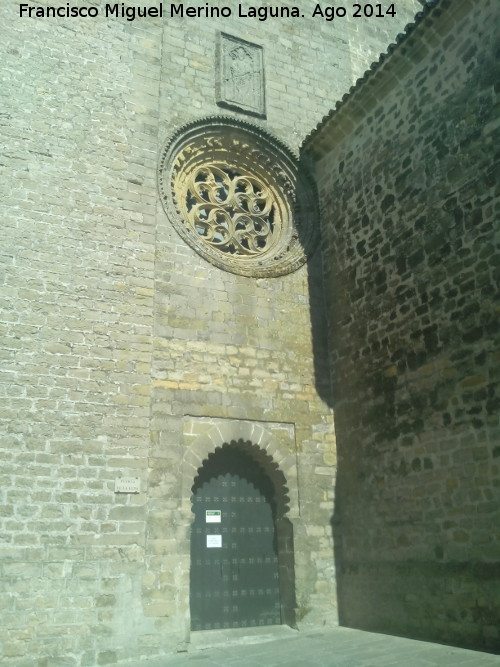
(302, 0, 468, 159)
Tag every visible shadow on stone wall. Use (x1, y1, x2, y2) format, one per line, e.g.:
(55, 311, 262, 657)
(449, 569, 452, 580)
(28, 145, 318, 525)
(296, 157, 333, 409)
(298, 0, 500, 653)
(302, 172, 500, 652)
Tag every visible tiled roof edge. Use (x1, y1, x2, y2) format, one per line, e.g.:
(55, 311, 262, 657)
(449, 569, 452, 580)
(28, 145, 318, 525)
(302, 0, 449, 151)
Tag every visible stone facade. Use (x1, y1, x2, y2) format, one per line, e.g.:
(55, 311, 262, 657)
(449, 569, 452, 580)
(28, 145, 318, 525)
(306, 0, 500, 651)
(1, 1, 423, 665)
(6, 0, 498, 663)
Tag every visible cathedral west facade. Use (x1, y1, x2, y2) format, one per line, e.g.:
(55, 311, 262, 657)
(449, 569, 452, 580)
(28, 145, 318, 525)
(1, 0, 499, 664)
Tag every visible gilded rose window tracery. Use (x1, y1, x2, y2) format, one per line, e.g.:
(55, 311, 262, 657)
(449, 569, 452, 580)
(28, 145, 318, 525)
(158, 118, 318, 278)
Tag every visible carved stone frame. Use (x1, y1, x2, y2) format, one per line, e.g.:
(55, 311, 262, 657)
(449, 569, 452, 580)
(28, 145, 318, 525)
(180, 417, 299, 630)
(216, 32, 266, 118)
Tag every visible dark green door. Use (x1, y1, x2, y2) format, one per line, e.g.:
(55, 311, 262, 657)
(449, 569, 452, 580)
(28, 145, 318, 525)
(190, 448, 281, 630)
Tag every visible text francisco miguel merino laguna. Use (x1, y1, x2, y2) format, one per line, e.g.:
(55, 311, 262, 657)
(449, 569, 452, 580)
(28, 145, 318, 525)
(19, 3, 309, 20)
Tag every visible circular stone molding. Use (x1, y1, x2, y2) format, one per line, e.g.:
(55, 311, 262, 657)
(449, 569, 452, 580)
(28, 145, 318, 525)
(158, 117, 319, 277)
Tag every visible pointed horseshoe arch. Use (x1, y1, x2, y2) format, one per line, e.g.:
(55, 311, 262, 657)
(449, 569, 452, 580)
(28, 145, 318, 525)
(181, 420, 299, 519)
(181, 419, 298, 629)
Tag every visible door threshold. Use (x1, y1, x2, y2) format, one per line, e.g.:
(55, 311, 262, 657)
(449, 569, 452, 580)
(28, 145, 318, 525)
(190, 625, 297, 650)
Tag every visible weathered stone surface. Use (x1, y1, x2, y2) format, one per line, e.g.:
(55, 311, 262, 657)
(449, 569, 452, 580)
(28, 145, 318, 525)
(307, 0, 500, 652)
(216, 33, 265, 117)
(0, 0, 449, 664)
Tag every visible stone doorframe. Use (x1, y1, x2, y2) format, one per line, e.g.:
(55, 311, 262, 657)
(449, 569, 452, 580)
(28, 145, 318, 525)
(181, 416, 300, 631)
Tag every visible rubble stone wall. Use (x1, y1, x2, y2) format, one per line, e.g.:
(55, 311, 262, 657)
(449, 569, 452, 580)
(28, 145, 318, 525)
(307, 0, 500, 651)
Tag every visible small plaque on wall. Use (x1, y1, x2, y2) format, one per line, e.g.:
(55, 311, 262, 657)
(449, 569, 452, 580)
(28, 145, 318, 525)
(115, 477, 140, 494)
(216, 33, 265, 118)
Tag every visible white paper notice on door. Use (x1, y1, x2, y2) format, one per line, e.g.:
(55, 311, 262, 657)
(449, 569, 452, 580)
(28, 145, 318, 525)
(205, 510, 221, 523)
(206, 534, 222, 548)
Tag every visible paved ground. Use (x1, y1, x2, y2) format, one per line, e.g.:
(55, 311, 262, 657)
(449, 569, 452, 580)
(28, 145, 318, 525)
(129, 625, 500, 667)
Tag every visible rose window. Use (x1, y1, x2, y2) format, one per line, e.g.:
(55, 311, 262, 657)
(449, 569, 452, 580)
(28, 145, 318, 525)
(158, 118, 318, 277)
(185, 166, 278, 256)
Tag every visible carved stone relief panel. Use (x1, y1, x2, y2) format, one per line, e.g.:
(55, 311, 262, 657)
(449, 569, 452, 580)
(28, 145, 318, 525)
(158, 117, 319, 278)
(216, 33, 265, 118)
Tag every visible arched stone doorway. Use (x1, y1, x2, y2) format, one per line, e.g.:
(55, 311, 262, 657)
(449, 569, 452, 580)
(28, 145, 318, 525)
(179, 415, 299, 632)
(184, 428, 297, 631)
(190, 444, 281, 630)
